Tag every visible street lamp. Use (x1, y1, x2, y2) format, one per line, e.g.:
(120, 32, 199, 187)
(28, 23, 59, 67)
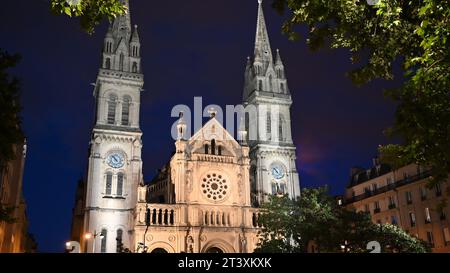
(84, 231, 105, 253)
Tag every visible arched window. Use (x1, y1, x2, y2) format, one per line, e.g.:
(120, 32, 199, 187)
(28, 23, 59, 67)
(271, 183, 278, 195)
(218, 146, 222, 156)
(151, 248, 168, 253)
(100, 229, 107, 253)
(258, 80, 263, 91)
(132, 62, 138, 73)
(107, 94, 118, 125)
(278, 116, 284, 142)
(116, 229, 123, 253)
(121, 96, 131, 126)
(269, 75, 273, 90)
(105, 58, 111, 69)
(280, 83, 285, 93)
(211, 139, 216, 155)
(117, 173, 124, 196)
(205, 144, 209, 154)
(266, 113, 271, 138)
(105, 172, 113, 195)
(119, 53, 124, 71)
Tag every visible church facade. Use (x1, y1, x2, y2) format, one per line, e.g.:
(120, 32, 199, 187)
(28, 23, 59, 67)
(71, 0, 300, 253)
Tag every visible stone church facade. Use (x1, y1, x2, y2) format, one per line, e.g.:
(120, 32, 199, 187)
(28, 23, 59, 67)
(71, 0, 300, 253)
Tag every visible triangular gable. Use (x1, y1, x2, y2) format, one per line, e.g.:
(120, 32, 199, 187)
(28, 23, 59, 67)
(189, 118, 241, 150)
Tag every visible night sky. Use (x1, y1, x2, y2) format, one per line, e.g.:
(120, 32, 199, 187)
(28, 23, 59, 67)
(1, 0, 403, 252)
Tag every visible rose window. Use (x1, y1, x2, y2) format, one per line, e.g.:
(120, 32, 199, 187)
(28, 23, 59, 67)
(201, 173, 229, 201)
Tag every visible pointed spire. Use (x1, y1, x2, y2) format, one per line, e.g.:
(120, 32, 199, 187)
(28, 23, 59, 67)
(177, 112, 187, 140)
(112, 0, 132, 41)
(275, 49, 283, 66)
(131, 24, 140, 42)
(106, 25, 113, 38)
(254, 0, 273, 64)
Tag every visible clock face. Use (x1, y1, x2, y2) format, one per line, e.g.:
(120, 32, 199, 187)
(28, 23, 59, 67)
(107, 152, 125, 169)
(271, 164, 285, 180)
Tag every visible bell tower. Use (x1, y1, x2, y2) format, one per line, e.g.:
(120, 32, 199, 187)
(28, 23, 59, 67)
(243, 0, 300, 206)
(83, 0, 144, 253)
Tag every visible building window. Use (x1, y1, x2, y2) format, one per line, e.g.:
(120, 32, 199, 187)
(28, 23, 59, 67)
(119, 53, 124, 71)
(372, 183, 378, 192)
(258, 80, 263, 91)
(117, 173, 124, 197)
(435, 183, 442, 197)
(105, 173, 113, 196)
(405, 191, 413, 205)
(425, 207, 431, 223)
(204, 144, 209, 154)
(420, 187, 427, 201)
(374, 201, 380, 213)
(272, 182, 285, 196)
(266, 113, 271, 138)
(218, 146, 222, 156)
(132, 62, 138, 73)
(269, 75, 273, 90)
(116, 229, 123, 253)
(426, 231, 434, 247)
(386, 177, 393, 186)
(105, 58, 111, 69)
(364, 204, 370, 213)
(278, 116, 284, 142)
(280, 83, 285, 93)
(409, 212, 416, 227)
(443, 228, 450, 246)
(388, 196, 396, 209)
(391, 215, 398, 226)
(100, 229, 107, 253)
(121, 96, 131, 126)
(211, 139, 216, 155)
(107, 94, 118, 125)
(440, 210, 447, 220)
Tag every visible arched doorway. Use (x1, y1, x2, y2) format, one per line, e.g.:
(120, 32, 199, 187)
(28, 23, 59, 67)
(151, 248, 168, 253)
(205, 247, 224, 253)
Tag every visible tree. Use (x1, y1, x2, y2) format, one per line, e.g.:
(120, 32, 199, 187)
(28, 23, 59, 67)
(271, 0, 450, 186)
(255, 187, 430, 253)
(0, 50, 22, 223)
(50, 0, 127, 34)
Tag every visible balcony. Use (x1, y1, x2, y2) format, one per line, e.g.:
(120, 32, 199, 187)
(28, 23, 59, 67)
(136, 204, 180, 227)
(345, 170, 432, 204)
(388, 203, 397, 210)
(194, 154, 234, 164)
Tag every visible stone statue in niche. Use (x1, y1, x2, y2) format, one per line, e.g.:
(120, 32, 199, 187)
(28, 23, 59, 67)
(186, 235, 194, 253)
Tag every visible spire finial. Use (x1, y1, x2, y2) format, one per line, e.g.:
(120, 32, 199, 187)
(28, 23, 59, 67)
(276, 48, 283, 66)
(177, 112, 187, 140)
(208, 108, 217, 118)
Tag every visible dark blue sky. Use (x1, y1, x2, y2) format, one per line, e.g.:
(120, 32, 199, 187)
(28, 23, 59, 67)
(1, 0, 402, 252)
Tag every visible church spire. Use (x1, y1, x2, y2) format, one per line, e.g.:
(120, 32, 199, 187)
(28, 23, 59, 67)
(101, 0, 141, 74)
(112, 0, 131, 40)
(254, 0, 273, 67)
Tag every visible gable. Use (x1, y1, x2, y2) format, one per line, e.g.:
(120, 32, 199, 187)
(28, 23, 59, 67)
(188, 118, 241, 155)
